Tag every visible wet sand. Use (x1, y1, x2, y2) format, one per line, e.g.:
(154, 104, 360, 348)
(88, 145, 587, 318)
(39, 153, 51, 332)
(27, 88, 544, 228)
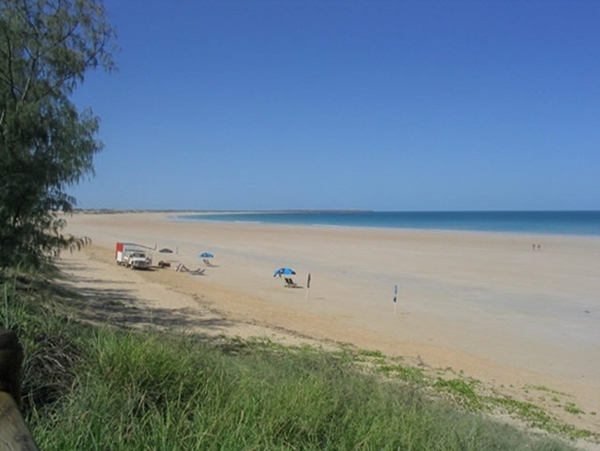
(61, 212, 600, 441)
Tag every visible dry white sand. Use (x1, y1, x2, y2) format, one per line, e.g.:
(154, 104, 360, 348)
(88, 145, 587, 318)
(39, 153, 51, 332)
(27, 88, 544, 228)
(60, 212, 600, 442)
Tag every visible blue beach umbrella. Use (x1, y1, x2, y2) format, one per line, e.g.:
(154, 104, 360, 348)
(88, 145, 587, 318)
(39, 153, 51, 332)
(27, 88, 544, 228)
(273, 267, 296, 277)
(198, 252, 214, 258)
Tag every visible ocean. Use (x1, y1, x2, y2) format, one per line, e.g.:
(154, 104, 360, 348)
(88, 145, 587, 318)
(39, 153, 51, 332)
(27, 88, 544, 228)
(177, 210, 600, 236)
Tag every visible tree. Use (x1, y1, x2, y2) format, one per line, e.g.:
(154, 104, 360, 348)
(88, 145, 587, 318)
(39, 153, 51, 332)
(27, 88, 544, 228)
(0, 0, 116, 270)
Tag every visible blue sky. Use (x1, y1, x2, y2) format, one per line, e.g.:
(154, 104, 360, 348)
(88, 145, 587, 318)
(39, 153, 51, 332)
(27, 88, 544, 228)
(71, 0, 600, 211)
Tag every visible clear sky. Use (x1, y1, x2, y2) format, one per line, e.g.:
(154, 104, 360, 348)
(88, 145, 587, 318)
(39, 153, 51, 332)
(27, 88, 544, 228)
(70, 0, 600, 211)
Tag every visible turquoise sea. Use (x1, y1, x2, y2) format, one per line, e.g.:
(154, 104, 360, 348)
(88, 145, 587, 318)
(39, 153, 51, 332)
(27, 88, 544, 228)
(178, 211, 600, 236)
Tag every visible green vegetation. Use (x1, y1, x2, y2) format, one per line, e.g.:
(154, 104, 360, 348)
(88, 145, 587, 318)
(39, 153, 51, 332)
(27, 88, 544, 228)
(369, 355, 597, 442)
(564, 403, 585, 415)
(2, 275, 590, 450)
(0, 0, 116, 269)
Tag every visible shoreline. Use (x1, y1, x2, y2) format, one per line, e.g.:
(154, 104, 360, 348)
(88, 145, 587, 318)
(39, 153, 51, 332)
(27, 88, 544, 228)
(166, 210, 600, 238)
(171, 215, 600, 240)
(62, 212, 600, 441)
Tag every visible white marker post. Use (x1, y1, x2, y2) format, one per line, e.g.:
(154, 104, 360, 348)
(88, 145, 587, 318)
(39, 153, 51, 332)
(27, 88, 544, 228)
(393, 284, 398, 315)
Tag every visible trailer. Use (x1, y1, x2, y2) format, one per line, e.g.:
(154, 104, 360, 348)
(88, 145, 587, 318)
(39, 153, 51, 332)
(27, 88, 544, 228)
(115, 242, 153, 269)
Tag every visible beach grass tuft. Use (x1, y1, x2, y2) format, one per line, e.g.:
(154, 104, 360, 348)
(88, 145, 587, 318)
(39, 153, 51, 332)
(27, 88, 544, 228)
(0, 275, 590, 450)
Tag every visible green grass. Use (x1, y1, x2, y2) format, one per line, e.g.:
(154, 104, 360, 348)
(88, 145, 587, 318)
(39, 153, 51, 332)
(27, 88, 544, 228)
(0, 275, 587, 450)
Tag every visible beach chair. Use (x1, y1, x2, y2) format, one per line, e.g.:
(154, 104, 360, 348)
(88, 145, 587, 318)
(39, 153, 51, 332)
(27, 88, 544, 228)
(203, 258, 213, 266)
(175, 263, 204, 275)
(284, 277, 299, 288)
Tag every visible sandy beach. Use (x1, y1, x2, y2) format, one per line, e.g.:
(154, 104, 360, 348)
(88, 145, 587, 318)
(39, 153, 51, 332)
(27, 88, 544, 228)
(60, 212, 600, 441)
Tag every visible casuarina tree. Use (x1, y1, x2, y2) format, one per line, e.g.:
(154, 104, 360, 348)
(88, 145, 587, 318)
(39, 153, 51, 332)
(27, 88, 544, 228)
(0, 0, 116, 270)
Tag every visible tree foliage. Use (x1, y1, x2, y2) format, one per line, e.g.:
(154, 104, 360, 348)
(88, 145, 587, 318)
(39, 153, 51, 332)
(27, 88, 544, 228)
(0, 0, 116, 269)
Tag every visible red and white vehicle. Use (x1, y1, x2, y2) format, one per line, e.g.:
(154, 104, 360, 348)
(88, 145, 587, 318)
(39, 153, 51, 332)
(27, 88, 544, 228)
(115, 242, 153, 270)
